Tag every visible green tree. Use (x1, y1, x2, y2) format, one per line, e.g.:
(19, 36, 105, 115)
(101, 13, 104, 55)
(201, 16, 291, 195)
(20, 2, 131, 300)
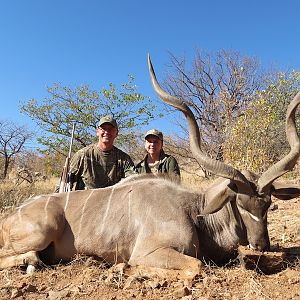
(262, 70, 300, 126)
(223, 98, 275, 173)
(21, 76, 160, 156)
(224, 70, 300, 173)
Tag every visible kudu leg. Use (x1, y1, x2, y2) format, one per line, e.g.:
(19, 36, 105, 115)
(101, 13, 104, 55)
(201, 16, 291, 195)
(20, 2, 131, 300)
(0, 202, 66, 270)
(0, 248, 40, 269)
(129, 247, 202, 279)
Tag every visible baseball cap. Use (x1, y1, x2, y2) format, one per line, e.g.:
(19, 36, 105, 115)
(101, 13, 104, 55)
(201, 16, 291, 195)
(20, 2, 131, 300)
(145, 129, 163, 141)
(98, 115, 118, 129)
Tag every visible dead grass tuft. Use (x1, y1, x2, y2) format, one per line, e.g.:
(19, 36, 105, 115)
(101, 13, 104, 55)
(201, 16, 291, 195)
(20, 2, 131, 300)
(0, 177, 57, 213)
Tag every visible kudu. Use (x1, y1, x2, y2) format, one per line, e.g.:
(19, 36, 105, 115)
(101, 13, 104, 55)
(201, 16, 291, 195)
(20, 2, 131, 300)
(0, 55, 300, 277)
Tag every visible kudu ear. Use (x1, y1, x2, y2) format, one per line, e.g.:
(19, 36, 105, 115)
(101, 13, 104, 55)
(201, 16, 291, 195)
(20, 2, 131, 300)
(200, 179, 237, 215)
(271, 181, 300, 200)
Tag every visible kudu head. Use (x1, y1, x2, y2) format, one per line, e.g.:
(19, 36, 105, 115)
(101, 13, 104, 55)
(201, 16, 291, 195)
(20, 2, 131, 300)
(148, 54, 300, 251)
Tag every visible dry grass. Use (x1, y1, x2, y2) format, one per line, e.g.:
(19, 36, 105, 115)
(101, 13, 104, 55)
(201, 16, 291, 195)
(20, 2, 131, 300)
(0, 177, 58, 213)
(180, 171, 212, 191)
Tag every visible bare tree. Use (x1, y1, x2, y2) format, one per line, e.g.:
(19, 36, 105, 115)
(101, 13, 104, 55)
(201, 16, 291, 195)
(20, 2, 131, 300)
(0, 120, 34, 179)
(163, 49, 268, 176)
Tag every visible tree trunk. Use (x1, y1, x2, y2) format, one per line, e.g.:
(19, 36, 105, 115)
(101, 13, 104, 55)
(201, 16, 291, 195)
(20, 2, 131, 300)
(3, 156, 10, 179)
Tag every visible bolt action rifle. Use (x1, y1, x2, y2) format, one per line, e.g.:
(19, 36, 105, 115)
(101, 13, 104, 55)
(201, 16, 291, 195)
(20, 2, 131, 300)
(58, 122, 76, 193)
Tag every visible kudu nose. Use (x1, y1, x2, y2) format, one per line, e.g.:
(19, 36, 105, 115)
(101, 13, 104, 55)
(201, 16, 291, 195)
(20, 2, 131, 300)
(250, 239, 270, 252)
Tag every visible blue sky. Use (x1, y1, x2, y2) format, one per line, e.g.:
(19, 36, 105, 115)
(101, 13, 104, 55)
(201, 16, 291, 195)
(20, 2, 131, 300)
(1, 1, 300, 149)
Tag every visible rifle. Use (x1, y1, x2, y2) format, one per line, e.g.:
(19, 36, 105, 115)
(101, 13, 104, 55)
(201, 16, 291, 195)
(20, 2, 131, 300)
(58, 122, 76, 193)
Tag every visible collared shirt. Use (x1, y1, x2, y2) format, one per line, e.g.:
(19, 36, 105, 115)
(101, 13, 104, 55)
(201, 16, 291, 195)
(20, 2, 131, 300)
(69, 144, 134, 190)
(134, 150, 180, 180)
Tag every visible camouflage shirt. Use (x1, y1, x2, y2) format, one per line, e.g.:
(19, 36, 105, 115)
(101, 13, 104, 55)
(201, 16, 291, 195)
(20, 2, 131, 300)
(69, 144, 134, 190)
(134, 150, 180, 180)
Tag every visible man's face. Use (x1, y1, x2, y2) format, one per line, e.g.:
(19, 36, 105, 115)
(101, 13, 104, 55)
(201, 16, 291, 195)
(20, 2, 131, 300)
(96, 123, 118, 145)
(145, 135, 163, 156)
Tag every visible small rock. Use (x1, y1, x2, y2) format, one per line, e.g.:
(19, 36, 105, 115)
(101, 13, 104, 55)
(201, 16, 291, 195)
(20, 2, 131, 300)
(83, 257, 96, 266)
(147, 280, 161, 289)
(159, 280, 169, 288)
(183, 279, 193, 288)
(23, 284, 38, 292)
(269, 203, 278, 211)
(104, 273, 114, 283)
(10, 288, 23, 299)
(19, 282, 27, 289)
(172, 286, 191, 298)
(69, 286, 82, 294)
(39, 285, 48, 292)
(110, 263, 128, 274)
(123, 276, 136, 290)
(182, 296, 193, 300)
(26, 264, 36, 274)
(48, 290, 71, 300)
(288, 277, 300, 284)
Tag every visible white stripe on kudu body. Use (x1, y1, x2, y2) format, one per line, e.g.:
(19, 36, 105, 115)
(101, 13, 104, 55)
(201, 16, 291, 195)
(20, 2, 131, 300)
(76, 190, 95, 247)
(44, 196, 52, 223)
(100, 186, 116, 234)
(64, 191, 71, 211)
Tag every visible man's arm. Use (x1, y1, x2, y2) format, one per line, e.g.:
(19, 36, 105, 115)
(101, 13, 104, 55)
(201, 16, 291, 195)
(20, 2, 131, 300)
(68, 150, 85, 190)
(123, 155, 136, 178)
(167, 156, 181, 180)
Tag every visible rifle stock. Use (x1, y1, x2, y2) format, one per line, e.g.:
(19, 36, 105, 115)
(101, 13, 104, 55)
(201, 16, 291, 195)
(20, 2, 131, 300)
(58, 123, 76, 193)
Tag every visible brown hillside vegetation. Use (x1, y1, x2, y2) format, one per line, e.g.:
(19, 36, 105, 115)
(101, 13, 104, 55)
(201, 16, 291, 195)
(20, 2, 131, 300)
(0, 177, 299, 300)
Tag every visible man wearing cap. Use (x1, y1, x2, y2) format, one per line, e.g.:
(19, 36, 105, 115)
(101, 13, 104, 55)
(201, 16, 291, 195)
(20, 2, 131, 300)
(134, 129, 180, 180)
(68, 115, 134, 190)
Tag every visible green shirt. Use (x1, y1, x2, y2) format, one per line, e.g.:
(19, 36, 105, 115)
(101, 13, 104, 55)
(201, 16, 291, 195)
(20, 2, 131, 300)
(69, 144, 134, 190)
(134, 150, 180, 180)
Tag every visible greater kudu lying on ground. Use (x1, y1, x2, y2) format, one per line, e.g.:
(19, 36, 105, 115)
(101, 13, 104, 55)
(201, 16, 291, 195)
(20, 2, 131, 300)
(0, 56, 300, 277)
